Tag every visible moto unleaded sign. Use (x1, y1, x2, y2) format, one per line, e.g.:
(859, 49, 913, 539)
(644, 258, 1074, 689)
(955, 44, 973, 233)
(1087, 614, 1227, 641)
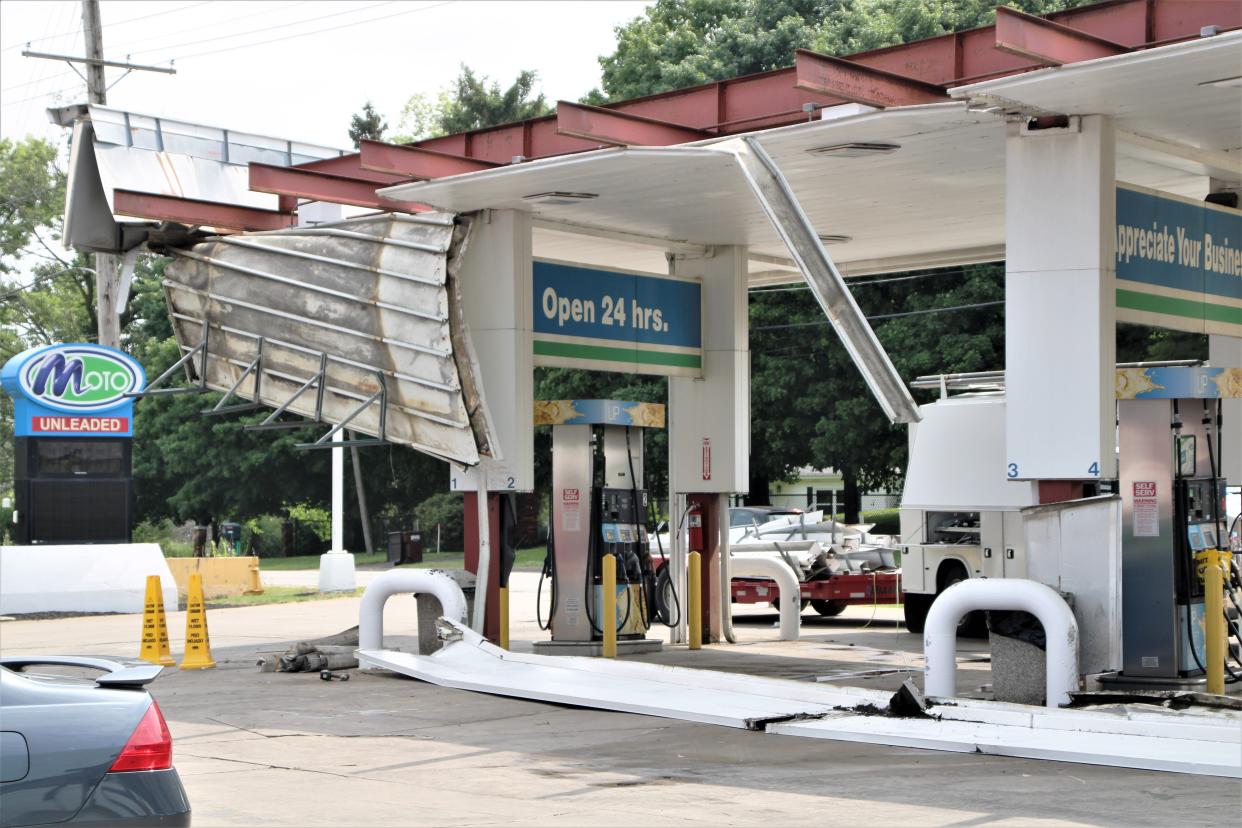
(0, 344, 145, 438)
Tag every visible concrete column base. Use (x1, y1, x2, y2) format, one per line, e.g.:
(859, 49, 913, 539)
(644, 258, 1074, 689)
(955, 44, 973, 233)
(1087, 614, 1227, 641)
(318, 551, 356, 593)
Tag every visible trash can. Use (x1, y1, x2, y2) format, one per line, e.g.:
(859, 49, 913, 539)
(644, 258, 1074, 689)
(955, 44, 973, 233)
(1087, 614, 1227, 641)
(386, 531, 405, 565)
(404, 531, 423, 564)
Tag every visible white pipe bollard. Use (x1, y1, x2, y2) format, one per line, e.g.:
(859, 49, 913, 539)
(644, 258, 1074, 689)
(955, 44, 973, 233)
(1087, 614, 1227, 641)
(358, 569, 469, 652)
(729, 555, 801, 641)
(924, 578, 1079, 708)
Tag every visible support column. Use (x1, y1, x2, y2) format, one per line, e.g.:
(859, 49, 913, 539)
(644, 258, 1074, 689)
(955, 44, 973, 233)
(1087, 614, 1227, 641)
(1005, 116, 1116, 482)
(669, 245, 749, 644)
(452, 210, 533, 642)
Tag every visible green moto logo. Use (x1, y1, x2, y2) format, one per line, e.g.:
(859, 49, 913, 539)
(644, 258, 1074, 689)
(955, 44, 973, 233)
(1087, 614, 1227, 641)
(21, 346, 142, 411)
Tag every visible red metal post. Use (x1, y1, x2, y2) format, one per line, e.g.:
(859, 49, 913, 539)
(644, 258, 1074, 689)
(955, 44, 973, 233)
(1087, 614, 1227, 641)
(554, 101, 712, 146)
(686, 493, 721, 643)
(358, 139, 501, 179)
(112, 189, 295, 231)
(994, 6, 1129, 66)
(794, 49, 950, 108)
(463, 491, 503, 644)
(248, 163, 427, 212)
(293, 153, 409, 185)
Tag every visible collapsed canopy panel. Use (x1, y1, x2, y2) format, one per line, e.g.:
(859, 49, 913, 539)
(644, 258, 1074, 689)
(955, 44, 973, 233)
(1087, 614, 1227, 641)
(162, 212, 494, 465)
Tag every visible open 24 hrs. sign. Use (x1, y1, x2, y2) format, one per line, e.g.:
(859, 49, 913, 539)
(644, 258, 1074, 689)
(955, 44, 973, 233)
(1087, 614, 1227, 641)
(532, 259, 703, 378)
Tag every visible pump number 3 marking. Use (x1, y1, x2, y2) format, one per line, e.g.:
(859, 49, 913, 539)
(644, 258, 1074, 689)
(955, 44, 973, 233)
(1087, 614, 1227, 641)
(1007, 463, 1019, 479)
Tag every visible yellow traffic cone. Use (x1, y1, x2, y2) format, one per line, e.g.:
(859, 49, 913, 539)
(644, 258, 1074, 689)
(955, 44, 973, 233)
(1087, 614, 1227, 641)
(139, 575, 175, 666)
(180, 573, 216, 670)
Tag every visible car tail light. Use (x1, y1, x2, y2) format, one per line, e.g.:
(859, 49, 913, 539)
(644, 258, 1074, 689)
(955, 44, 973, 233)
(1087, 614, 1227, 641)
(108, 701, 172, 772)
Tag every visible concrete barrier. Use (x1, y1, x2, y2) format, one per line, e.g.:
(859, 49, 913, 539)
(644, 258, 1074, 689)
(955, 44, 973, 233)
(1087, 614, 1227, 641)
(0, 544, 178, 615)
(165, 556, 262, 599)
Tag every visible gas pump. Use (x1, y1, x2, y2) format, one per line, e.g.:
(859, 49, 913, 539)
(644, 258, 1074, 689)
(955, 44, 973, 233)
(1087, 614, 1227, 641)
(533, 400, 674, 655)
(1113, 373, 1242, 688)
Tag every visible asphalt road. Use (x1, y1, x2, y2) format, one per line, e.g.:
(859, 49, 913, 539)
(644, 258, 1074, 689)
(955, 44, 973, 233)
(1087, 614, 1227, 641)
(2, 571, 1238, 826)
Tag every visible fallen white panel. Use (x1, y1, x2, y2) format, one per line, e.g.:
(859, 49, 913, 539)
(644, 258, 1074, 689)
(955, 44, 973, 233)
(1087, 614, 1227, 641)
(362, 620, 1240, 777)
(769, 711, 1242, 778)
(358, 622, 890, 730)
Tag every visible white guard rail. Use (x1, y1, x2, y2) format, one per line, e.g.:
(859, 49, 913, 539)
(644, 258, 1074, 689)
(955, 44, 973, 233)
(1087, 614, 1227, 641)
(359, 569, 469, 651)
(729, 555, 801, 641)
(924, 578, 1079, 707)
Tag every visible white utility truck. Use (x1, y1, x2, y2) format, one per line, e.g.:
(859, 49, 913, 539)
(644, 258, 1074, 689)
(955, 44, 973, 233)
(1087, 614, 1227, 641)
(898, 392, 1039, 632)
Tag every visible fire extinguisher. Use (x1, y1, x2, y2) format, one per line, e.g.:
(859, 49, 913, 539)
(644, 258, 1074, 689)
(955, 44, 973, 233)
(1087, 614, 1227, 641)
(686, 501, 704, 553)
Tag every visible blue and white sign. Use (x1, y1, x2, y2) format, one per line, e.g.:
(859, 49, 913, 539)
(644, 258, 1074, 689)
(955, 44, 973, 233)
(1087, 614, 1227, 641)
(532, 259, 702, 377)
(1, 344, 145, 437)
(1115, 182, 1242, 337)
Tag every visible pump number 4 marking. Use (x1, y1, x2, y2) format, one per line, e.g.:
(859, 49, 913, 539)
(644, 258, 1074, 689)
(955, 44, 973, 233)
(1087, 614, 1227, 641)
(1087, 461, 1099, 477)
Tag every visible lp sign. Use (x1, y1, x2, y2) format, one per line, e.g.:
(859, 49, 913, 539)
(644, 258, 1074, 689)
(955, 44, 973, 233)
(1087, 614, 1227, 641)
(1, 344, 145, 437)
(532, 259, 702, 377)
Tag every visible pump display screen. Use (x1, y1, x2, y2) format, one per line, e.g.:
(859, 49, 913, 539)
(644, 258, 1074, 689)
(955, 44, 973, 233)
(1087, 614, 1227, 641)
(1187, 524, 1206, 550)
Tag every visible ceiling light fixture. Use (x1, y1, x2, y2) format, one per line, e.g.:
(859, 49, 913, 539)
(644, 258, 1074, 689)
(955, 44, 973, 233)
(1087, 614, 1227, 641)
(521, 192, 599, 205)
(806, 142, 900, 158)
(817, 234, 853, 244)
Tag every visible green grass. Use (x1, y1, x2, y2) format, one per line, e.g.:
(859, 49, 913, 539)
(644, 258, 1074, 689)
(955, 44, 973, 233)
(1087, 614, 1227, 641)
(256, 546, 549, 572)
(202, 586, 364, 609)
(258, 551, 388, 570)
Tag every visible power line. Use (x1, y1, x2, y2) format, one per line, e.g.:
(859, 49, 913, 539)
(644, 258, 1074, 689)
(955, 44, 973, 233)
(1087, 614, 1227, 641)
(750, 300, 1004, 332)
(1, 1, 213, 52)
(170, 1, 454, 62)
(125, 0, 396, 59)
(103, 1, 301, 56)
(748, 266, 1001, 294)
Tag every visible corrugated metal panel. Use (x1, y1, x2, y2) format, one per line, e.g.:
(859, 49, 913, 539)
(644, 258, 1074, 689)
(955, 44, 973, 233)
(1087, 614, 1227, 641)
(162, 212, 495, 466)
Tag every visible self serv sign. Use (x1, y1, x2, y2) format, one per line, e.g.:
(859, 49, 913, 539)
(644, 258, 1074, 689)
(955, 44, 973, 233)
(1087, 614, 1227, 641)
(1, 344, 145, 437)
(1115, 182, 1242, 337)
(532, 259, 702, 377)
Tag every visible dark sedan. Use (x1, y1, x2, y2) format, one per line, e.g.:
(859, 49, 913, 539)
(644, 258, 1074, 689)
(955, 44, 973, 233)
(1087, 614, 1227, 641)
(0, 656, 190, 827)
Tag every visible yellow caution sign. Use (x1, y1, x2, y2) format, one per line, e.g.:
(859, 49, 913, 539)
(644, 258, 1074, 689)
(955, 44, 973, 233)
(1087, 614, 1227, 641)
(139, 575, 175, 666)
(180, 573, 216, 670)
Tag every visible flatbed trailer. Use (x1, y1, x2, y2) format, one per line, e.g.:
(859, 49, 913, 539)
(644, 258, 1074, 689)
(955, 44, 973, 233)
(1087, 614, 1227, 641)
(731, 571, 902, 610)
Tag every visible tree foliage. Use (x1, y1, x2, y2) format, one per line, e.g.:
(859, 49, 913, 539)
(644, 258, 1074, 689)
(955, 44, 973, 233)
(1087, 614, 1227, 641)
(596, 0, 1096, 100)
(435, 66, 552, 136)
(348, 101, 388, 148)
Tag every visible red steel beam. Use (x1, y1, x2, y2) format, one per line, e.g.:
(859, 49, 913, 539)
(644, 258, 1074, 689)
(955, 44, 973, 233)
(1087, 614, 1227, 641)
(406, 1, 1235, 166)
(294, 153, 408, 185)
(248, 163, 427, 212)
(554, 101, 713, 146)
(994, 6, 1129, 66)
(113, 189, 295, 231)
(794, 49, 949, 108)
(358, 139, 500, 179)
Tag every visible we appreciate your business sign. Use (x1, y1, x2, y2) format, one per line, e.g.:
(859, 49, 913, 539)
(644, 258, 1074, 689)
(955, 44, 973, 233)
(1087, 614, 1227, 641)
(1115, 182, 1242, 337)
(532, 259, 702, 377)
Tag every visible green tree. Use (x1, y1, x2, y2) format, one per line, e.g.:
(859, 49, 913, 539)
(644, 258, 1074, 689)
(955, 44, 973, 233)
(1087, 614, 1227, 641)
(348, 101, 388, 147)
(0, 136, 65, 273)
(435, 66, 553, 135)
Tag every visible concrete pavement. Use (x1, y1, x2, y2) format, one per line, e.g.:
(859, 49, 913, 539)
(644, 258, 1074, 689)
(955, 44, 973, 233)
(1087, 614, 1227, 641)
(2, 569, 1238, 826)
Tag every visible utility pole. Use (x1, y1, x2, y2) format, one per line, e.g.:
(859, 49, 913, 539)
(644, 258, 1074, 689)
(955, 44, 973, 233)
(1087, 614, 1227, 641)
(82, 0, 120, 348)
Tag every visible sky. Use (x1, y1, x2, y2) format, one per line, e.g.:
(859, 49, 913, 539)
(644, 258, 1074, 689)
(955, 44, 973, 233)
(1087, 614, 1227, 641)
(0, 0, 652, 149)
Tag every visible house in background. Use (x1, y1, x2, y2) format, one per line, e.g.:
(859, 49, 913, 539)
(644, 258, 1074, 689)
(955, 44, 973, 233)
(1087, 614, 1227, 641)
(768, 468, 899, 515)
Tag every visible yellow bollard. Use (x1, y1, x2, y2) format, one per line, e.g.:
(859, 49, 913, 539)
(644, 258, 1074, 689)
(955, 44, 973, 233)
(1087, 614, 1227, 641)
(245, 559, 264, 595)
(688, 551, 702, 650)
(498, 585, 510, 650)
(602, 553, 617, 658)
(139, 575, 175, 666)
(180, 573, 216, 670)
(1198, 548, 1231, 695)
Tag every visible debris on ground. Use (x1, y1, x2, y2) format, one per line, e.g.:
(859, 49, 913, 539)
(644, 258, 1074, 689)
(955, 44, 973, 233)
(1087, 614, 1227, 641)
(258, 626, 360, 673)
